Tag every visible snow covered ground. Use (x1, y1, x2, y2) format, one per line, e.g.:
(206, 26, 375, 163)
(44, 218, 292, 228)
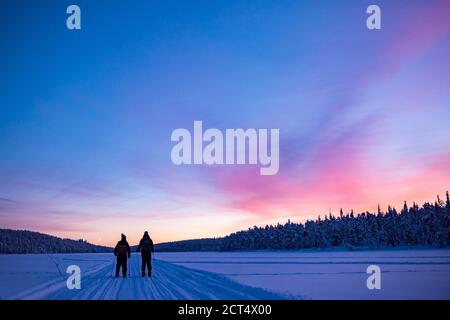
(0, 253, 281, 299)
(0, 249, 449, 299)
(157, 249, 450, 299)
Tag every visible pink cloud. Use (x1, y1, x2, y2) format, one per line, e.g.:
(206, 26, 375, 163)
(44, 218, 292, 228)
(208, 113, 449, 221)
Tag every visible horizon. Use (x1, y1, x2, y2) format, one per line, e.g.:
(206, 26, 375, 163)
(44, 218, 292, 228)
(2, 191, 448, 247)
(1, 0, 450, 247)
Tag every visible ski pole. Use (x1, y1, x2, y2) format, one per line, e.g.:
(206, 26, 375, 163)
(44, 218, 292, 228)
(128, 255, 131, 276)
(111, 256, 116, 277)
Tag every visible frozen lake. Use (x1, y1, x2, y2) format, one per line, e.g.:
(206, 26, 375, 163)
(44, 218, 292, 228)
(156, 248, 450, 299)
(0, 249, 449, 299)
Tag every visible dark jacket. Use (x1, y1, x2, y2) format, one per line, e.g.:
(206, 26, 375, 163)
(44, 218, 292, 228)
(136, 233, 154, 254)
(114, 236, 131, 258)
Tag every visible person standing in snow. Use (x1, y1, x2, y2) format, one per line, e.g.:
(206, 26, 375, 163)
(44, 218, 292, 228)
(136, 231, 154, 277)
(114, 233, 131, 278)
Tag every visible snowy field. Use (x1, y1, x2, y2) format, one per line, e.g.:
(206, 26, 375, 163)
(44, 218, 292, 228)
(0, 249, 449, 300)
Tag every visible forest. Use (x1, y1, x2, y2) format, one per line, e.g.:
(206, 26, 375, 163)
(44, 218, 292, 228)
(0, 229, 112, 254)
(156, 192, 450, 251)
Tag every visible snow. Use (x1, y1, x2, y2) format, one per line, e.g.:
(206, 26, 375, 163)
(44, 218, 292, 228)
(156, 249, 450, 299)
(0, 253, 282, 300)
(0, 249, 449, 299)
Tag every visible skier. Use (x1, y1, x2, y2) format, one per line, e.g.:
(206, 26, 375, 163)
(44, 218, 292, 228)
(114, 233, 131, 278)
(136, 231, 154, 277)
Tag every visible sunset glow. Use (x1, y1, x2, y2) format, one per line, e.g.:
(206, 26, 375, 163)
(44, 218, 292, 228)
(1, 0, 449, 246)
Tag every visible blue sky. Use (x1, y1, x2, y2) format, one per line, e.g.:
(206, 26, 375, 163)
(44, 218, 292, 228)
(1, 0, 449, 245)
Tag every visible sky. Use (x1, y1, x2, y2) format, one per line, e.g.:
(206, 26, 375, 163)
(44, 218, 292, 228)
(0, 0, 449, 246)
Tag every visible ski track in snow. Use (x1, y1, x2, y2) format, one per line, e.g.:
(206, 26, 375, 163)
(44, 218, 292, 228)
(9, 257, 285, 300)
(3, 250, 449, 299)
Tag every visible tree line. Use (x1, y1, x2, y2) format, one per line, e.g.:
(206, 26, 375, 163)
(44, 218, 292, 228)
(156, 192, 450, 251)
(0, 229, 112, 254)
